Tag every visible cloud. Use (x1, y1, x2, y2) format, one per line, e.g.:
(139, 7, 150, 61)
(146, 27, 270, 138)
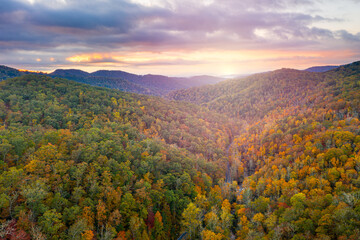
(65, 52, 201, 67)
(0, 0, 345, 49)
(335, 30, 360, 42)
(66, 53, 121, 63)
(0, 0, 359, 74)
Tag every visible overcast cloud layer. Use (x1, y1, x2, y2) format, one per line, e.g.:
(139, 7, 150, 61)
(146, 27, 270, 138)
(0, 0, 359, 75)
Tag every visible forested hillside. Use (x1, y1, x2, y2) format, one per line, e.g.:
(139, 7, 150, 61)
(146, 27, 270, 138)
(0, 66, 26, 81)
(0, 61, 360, 240)
(170, 61, 360, 239)
(168, 69, 328, 120)
(0, 75, 238, 239)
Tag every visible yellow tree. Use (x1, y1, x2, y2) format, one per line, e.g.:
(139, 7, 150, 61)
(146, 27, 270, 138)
(202, 229, 224, 240)
(182, 202, 201, 239)
(220, 199, 233, 237)
(81, 230, 94, 240)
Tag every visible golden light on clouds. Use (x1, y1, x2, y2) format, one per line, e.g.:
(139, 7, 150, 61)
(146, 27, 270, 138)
(66, 49, 336, 64)
(66, 52, 185, 64)
(64, 49, 357, 76)
(66, 53, 111, 63)
(18, 69, 43, 73)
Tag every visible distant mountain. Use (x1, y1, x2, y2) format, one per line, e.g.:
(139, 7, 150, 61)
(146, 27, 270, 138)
(304, 65, 339, 72)
(51, 69, 90, 78)
(187, 75, 226, 86)
(89, 71, 225, 91)
(49, 70, 152, 95)
(91, 69, 140, 80)
(0, 66, 225, 96)
(50, 69, 225, 96)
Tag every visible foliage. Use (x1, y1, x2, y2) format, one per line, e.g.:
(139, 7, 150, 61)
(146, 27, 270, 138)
(0, 74, 236, 239)
(1, 60, 360, 239)
(174, 61, 360, 239)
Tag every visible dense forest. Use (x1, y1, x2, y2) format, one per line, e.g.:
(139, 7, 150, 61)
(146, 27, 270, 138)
(169, 61, 360, 239)
(0, 74, 239, 239)
(0, 61, 359, 239)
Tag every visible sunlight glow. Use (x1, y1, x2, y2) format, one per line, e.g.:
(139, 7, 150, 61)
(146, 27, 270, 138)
(63, 49, 357, 76)
(66, 54, 111, 63)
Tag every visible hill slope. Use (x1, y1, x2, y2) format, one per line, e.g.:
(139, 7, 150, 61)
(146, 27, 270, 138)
(0, 75, 237, 239)
(173, 61, 360, 239)
(231, 61, 360, 239)
(0, 61, 360, 239)
(0, 65, 26, 80)
(168, 68, 326, 120)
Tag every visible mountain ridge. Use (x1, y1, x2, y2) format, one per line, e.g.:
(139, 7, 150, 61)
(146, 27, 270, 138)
(0, 65, 226, 96)
(304, 65, 339, 72)
(167, 61, 360, 121)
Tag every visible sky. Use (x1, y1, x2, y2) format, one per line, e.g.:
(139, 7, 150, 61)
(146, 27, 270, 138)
(0, 0, 360, 76)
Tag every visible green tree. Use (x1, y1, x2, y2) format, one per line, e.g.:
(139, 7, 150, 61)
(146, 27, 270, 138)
(39, 209, 64, 239)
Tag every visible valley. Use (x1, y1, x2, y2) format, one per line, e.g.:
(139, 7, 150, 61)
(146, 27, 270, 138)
(0, 61, 359, 239)
(1, 0, 359, 238)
